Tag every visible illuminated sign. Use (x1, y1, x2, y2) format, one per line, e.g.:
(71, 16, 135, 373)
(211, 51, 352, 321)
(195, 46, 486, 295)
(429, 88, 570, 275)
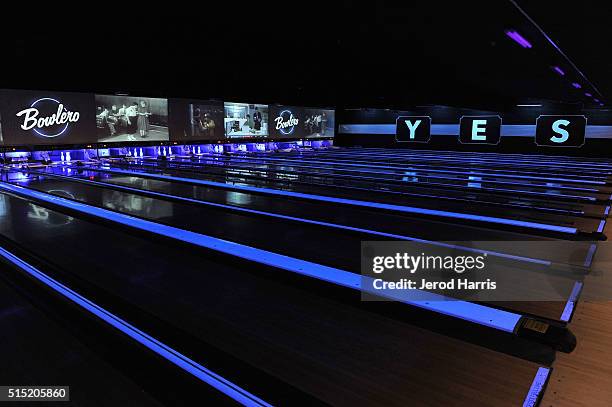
(16, 97, 80, 138)
(274, 109, 299, 136)
(535, 115, 586, 147)
(395, 116, 431, 142)
(459, 116, 502, 145)
(0, 89, 97, 146)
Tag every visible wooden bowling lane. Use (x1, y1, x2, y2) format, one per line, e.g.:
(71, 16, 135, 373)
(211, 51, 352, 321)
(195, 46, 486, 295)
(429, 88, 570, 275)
(14, 174, 583, 325)
(0, 262, 164, 407)
(31, 166, 600, 268)
(0, 191, 552, 406)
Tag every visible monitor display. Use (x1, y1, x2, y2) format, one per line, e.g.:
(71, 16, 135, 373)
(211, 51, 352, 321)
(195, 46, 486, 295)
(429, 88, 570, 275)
(303, 108, 334, 138)
(269, 105, 305, 139)
(0, 89, 97, 146)
(224, 102, 269, 138)
(96, 95, 169, 143)
(169, 99, 224, 142)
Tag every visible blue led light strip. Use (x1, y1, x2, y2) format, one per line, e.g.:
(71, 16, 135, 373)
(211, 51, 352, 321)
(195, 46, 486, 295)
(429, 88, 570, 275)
(125, 161, 585, 217)
(0, 182, 522, 333)
(29, 169, 551, 267)
(560, 281, 584, 323)
(169, 157, 598, 203)
(0, 245, 271, 407)
(197, 152, 606, 187)
(82, 166, 579, 235)
(305, 147, 612, 171)
(523, 367, 551, 407)
(171, 155, 602, 195)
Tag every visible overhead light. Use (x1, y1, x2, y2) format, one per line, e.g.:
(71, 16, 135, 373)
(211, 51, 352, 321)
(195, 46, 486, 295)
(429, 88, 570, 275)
(505, 30, 532, 49)
(571, 82, 582, 89)
(585, 92, 592, 97)
(551, 66, 565, 76)
(594, 98, 600, 103)
(115, 92, 129, 96)
(516, 104, 542, 107)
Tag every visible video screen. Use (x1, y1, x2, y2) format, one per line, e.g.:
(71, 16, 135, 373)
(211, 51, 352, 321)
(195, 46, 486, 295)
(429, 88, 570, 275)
(268, 106, 335, 139)
(169, 99, 224, 141)
(224, 102, 269, 138)
(303, 108, 335, 138)
(269, 105, 305, 139)
(0, 89, 97, 146)
(96, 95, 169, 143)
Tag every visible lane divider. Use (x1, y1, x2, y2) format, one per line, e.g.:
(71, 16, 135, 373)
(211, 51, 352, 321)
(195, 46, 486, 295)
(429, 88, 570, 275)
(0, 245, 272, 407)
(23, 169, 553, 267)
(195, 153, 608, 187)
(77, 166, 580, 235)
(0, 181, 523, 333)
(147, 157, 603, 201)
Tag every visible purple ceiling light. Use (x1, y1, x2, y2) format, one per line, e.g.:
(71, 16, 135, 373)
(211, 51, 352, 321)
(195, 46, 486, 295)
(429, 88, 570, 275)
(585, 92, 592, 97)
(571, 82, 582, 89)
(594, 98, 600, 103)
(551, 66, 565, 76)
(505, 30, 532, 49)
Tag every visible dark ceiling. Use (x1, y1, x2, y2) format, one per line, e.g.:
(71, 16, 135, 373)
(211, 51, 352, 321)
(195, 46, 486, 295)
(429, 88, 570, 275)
(0, 1, 606, 111)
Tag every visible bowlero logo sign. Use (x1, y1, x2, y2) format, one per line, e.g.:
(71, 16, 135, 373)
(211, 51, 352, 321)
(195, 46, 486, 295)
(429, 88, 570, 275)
(274, 109, 299, 136)
(16, 97, 80, 138)
(269, 105, 305, 139)
(0, 89, 97, 146)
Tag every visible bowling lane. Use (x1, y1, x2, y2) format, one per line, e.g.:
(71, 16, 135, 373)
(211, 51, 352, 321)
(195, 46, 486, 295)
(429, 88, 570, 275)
(148, 156, 610, 216)
(11, 171, 585, 324)
(184, 152, 612, 193)
(0, 262, 164, 407)
(286, 148, 612, 177)
(0, 190, 552, 407)
(80, 162, 605, 237)
(32, 166, 599, 266)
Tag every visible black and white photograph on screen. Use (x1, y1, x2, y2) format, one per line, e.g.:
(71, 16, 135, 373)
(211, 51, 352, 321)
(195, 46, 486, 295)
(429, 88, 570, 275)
(224, 102, 269, 138)
(303, 108, 335, 138)
(168, 99, 224, 141)
(96, 95, 169, 142)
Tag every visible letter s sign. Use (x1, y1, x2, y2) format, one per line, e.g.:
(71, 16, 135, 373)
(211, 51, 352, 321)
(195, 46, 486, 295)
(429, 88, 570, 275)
(535, 115, 587, 148)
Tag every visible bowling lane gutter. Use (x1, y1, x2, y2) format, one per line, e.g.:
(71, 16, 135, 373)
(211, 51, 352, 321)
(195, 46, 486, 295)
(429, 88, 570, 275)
(20, 168, 554, 269)
(0, 245, 272, 407)
(232, 150, 612, 181)
(24, 169, 588, 325)
(0, 180, 522, 334)
(0, 179, 582, 353)
(193, 152, 609, 187)
(73, 164, 583, 236)
(157, 157, 607, 207)
(295, 149, 612, 175)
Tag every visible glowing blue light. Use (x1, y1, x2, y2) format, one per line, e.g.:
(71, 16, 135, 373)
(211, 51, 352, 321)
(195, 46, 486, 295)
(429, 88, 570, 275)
(0, 245, 271, 407)
(0, 182, 523, 333)
(74, 166, 579, 234)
